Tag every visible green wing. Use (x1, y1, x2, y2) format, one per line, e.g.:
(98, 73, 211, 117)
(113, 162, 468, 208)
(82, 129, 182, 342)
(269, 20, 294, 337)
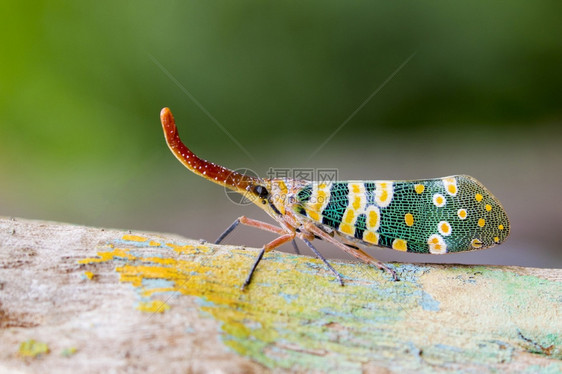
(293, 175, 510, 254)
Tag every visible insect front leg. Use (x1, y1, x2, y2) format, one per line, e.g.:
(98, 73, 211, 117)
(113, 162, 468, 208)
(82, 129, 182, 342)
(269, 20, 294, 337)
(242, 232, 295, 290)
(290, 240, 301, 255)
(216, 215, 301, 254)
(215, 216, 286, 244)
(213, 216, 296, 289)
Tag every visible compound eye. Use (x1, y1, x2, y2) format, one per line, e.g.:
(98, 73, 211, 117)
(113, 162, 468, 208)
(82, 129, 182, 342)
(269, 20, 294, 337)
(253, 185, 269, 199)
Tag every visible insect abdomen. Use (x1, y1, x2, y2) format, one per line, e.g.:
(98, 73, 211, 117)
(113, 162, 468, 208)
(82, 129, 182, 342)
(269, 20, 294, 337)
(295, 176, 510, 254)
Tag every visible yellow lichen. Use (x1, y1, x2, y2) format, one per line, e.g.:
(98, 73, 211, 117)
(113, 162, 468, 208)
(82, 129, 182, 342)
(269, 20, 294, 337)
(19, 340, 49, 358)
(136, 300, 170, 313)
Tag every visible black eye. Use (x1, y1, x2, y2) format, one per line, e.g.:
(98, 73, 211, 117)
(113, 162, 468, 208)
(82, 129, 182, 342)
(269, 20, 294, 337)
(253, 185, 269, 199)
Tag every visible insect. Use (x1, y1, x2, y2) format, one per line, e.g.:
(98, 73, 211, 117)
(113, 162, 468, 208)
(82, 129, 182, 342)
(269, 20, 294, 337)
(160, 107, 510, 288)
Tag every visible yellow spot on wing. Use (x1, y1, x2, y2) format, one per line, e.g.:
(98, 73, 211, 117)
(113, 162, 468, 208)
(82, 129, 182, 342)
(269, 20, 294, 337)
(438, 221, 452, 236)
(318, 190, 327, 204)
(307, 210, 320, 222)
(339, 223, 354, 236)
(475, 193, 483, 202)
(352, 196, 361, 210)
(404, 213, 414, 227)
(447, 184, 457, 195)
(392, 238, 408, 251)
(348, 183, 366, 213)
(380, 190, 388, 202)
(443, 177, 458, 196)
(363, 231, 379, 245)
(498, 224, 504, 230)
(414, 184, 425, 194)
(375, 181, 393, 207)
(433, 193, 446, 207)
(366, 206, 381, 231)
(305, 183, 331, 223)
(485, 204, 492, 212)
(478, 218, 486, 227)
(428, 234, 447, 254)
(342, 208, 355, 225)
(471, 238, 483, 249)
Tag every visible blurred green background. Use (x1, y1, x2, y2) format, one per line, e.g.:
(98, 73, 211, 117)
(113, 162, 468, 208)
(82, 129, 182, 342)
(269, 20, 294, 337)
(1, 1, 561, 268)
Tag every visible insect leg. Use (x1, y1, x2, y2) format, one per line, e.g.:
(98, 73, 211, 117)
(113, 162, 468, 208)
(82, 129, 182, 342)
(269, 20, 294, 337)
(242, 233, 295, 290)
(214, 219, 240, 244)
(213, 216, 297, 289)
(301, 239, 344, 286)
(215, 216, 286, 244)
(243, 248, 265, 290)
(291, 240, 301, 255)
(304, 223, 399, 281)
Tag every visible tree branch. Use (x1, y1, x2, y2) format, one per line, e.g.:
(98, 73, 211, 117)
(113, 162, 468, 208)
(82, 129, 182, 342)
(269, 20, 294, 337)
(0, 217, 560, 373)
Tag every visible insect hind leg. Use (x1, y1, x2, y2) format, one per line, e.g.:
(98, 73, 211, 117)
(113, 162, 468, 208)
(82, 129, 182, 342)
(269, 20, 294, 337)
(291, 240, 301, 255)
(302, 239, 344, 286)
(304, 222, 399, 281)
